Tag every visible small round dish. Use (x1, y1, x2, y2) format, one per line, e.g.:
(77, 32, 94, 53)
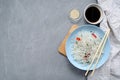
(84, 3, 103, 24)
(65, 25, 110, 70)
(69, 9, 81, 23)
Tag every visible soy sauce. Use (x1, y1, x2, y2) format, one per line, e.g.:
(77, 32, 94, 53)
(85, 6, 100, 22)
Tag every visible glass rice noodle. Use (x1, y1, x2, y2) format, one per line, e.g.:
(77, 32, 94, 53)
(72, 31, 101, 64)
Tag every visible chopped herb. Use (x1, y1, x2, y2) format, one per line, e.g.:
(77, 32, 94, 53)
(86, 43, 89, 46)
(86, 61, 90, 63)
(76, 41, 78, 44)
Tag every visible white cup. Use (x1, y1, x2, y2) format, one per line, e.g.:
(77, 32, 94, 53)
(84, 3, 103, 24)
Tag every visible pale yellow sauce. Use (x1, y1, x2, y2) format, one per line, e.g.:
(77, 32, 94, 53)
(70, 9, 80, 19)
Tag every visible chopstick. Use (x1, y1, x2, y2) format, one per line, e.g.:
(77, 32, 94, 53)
(85, 29, 109, 76)
(90, 29, 110, 76)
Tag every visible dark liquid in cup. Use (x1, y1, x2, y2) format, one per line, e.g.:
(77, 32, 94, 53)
(85, 6, 100, 22)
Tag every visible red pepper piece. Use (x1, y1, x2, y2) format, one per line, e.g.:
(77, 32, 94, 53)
(92, 33, 97, 38)
(76, 37, 81, 41)
(84, 56, 88, 60)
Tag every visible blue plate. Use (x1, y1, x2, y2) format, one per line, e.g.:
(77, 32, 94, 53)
(66, 25, 110, 70)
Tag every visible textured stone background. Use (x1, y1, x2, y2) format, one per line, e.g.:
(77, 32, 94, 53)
(0, 0, 96, 80)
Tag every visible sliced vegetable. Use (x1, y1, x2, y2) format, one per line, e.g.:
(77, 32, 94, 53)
(76, 37, 81, 41)
(92, 33, 97, 38)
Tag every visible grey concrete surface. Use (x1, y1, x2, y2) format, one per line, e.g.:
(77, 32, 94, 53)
(0, 0, 96, 80)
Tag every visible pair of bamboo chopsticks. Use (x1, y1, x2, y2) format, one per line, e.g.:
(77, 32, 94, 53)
(85, 28, 110, 76)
